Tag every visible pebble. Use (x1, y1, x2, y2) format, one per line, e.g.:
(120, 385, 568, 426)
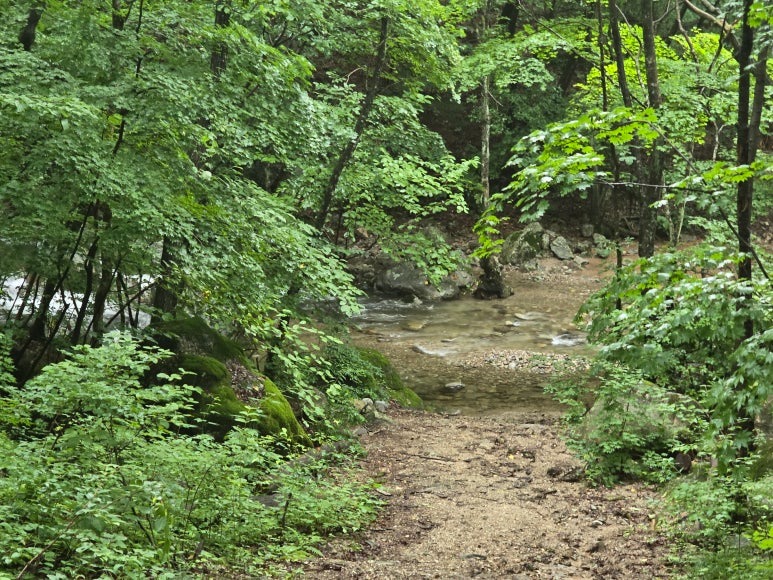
(444, 381, 466, 392)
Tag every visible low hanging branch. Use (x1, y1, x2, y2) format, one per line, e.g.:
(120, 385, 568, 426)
(314, 16, 389, 232)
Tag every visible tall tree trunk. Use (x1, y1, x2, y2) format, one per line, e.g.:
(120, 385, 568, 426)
(590, 0, 609, 229)
(608, 0, 633, 108)
(211, 1, 231, 79)
(151, 237, 179, 323)
(315, 16, 389, 232)
(474, 5, 509, 300)
(18, 6, 43, 51)
(735, 0, 756, 339)
(71, 238, 99, 344)
(480, 74, 491, 211)
(90, 260, 116, 342)
(608, 0, 641, 239)
(638, 0, 664, 258)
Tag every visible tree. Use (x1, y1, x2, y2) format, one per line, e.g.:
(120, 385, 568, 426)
(0, 0, 358, 376)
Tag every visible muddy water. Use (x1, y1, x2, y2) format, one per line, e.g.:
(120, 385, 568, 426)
(348, 266, 603, 416)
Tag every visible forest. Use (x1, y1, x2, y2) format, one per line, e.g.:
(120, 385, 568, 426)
(0, 0, 771, 577)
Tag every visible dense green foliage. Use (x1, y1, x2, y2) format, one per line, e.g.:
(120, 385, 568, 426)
(0, 0, 771, 577)
(549, 241, 773, 575)
(0, 334, 381, 577)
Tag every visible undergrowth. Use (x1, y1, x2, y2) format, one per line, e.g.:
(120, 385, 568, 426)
(547, 243, 773, 578)
(0, 332, 382, 578)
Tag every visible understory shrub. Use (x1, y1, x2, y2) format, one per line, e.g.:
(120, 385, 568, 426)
(547, 362, 704, 485)
(563, 242, 773, 576)
(0, 333, 381, 578)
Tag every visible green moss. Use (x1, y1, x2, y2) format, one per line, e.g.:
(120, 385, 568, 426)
(356, 347, 423, 409)
(257, 378, 312, 446)
(356, 347, 402, 391)
(179, 354, 229, 385)
(388, 385, 424, 409)
(150, 319, 311, 445)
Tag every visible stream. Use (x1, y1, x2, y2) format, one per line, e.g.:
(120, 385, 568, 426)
(348, 267, 602, 416)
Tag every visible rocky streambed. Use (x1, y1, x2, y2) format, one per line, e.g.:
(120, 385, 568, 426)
(348, 257, 609, 416)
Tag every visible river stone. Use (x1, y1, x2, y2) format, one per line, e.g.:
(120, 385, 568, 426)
(374, 261, 470, 301)
(444, 381, 465, 392)
(500, 223, 544, 267)
(581, 223, 594, 237)
(550, 235, 573, 260)
(374, 400, 389, 413)
(551, 332, 586, 347)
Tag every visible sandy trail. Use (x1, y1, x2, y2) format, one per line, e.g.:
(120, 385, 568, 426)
(299, 408, 669, 579)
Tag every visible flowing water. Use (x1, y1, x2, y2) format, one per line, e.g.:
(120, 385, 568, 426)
(348, 266, 603, 416)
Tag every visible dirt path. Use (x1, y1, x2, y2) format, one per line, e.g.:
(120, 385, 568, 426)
(299, 408, 670, 579)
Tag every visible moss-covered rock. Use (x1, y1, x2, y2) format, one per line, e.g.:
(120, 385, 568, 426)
(149, 317, 311, 445)
(257, 378, 312, 446)
(152, 317, 247, 364)
(387, 385, 424, 409)
(357, 347, 423, 409)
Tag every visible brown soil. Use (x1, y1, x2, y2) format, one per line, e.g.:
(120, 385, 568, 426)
(295, 254, 673, 579)
(297, 409, 670, 579)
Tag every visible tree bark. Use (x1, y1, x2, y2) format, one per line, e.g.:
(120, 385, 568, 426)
(18, 6, 43, 51)
(151, 237, 179, 323)
(211, 1, 231, 79)
(637, 0, 664, 258)
(608, 0, 633, 108)
(735, 0, 755, 339)
(481, 75, 491, 211)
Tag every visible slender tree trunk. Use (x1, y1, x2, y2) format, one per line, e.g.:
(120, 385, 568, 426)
(735, 0, 756, 339)
(151, 237, 179, 323)
(480, 75, 491, 211)
(315, 16, 389, 232)
(608, 0, 640, 238)
(211, 1, 231, 79)
(71, 238, 99, 344)
(90, 261, 116, 342)
(638, 0, 664, 258)
(474, 5, 509, 300)
(590, 0, 609, 228)
(608, 0, 633, 108)
(18, 6, 43, 51)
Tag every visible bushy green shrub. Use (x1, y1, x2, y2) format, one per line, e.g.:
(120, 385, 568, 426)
(566, 242, 773, 575)
(0, 333, 381, 577)
(578, 244, 772, 466)
(547, 363, 704, 485)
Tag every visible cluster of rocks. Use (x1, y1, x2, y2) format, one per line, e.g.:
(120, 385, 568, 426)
(354, 397, 390, 420)
(500, 223, 614, 270)
(345, 221, 614, 302)
(456, 350, 590, 375)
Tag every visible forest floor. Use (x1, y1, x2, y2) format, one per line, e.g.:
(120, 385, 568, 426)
(294, 239, 676, 579)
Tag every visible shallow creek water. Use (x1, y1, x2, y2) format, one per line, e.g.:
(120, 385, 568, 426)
(348, 267, 602, 416)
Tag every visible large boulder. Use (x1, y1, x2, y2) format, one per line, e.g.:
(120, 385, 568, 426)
(501, 223, 544, 268)
(150, 317, 311, 445)
(374, 261, 472, 301)
(356, 347, 423, 409)
(593, 233, 614, 258)
(549, 235, 574, 260)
